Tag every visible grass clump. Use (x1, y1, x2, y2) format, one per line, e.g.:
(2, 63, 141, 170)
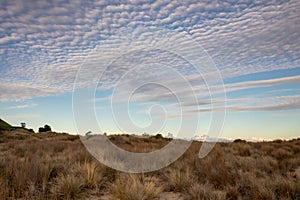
(52, 174, 86, 200)
(109, 174, 162, 200)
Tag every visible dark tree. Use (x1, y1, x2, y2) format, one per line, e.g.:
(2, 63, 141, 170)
(233, 138, 246, 143)
(44, 124, 51, 131)
(153, 133, 163, 139)
(38, 124, 52, 132)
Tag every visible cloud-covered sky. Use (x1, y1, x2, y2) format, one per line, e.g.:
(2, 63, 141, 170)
(0, 0, 299, 140)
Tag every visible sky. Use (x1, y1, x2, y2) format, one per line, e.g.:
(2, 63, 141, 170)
(0, 0, 299, 140)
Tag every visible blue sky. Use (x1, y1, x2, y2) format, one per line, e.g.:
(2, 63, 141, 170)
(0, 0, 299, 140)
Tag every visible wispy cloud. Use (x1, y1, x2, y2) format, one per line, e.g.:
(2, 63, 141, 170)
(2, 114, 39, 119)
(159, 95, 300, 120)
(0, 82, 65, 101)
(5, 103, 37, 110)
(104, 74, 300, 107)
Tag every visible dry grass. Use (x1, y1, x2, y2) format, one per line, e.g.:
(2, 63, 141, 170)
(109, 174, 163, 200)
(0, 130, 299, 200)
(51, 174, 86, 200)
(187, 183, 226, 200)
(165, 166, 193, 192)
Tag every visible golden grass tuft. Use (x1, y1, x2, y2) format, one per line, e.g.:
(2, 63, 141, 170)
(109, 174, 163, 200)
(51, 173, 86, 200)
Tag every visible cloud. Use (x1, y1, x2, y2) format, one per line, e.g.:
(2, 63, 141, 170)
(111, 74, 300, 107)
(222, 75, 300, 93)
(1, 114, 39, 119)
(272, 112, 300, 117)
(5, 103, 38, 110)
(0, 33, 21, 44)
(124, 74, 300, 116)
(0, 0, 299, 103)
(224, 95, 300, 112)
(0, 82, 65, 101)
(161, 95, 300, 119)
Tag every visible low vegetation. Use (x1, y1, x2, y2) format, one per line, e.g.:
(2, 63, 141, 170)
(0, 130, 299, 199)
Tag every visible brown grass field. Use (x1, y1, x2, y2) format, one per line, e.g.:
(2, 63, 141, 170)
(0, 129, 299, 200)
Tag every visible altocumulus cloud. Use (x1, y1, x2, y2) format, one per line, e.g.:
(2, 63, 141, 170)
(0, 0, 299, 113)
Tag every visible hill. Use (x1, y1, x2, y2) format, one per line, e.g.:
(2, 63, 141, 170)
(0, 118, 12, 130)
(0, 129, 79, 143)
